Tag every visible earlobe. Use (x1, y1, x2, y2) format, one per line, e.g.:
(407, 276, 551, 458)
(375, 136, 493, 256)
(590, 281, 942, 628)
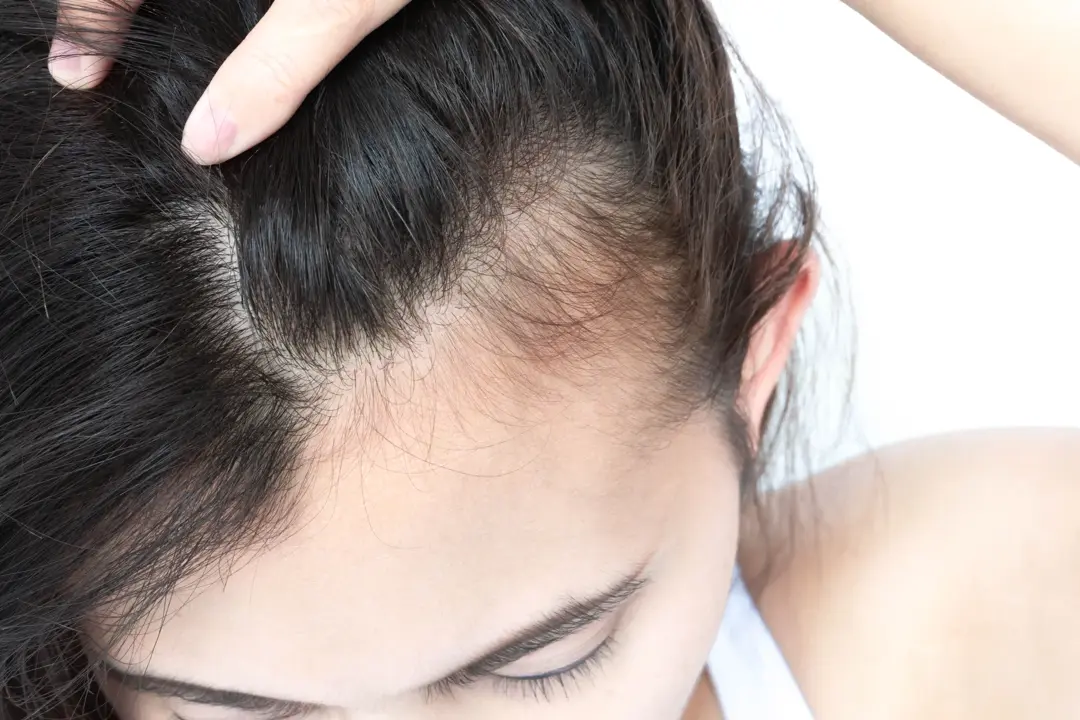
(739, 251, 820, 439)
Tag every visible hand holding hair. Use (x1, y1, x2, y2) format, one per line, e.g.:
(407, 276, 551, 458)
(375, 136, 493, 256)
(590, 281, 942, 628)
(48, 0, 412, 164)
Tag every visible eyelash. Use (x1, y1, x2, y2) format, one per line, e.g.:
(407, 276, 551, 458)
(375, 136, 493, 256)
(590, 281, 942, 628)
(491, 636, 616, 702)
(424, 635, 617, 704)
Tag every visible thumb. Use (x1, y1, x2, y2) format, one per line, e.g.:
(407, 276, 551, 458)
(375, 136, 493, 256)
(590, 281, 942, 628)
(182, 0, 410, 164)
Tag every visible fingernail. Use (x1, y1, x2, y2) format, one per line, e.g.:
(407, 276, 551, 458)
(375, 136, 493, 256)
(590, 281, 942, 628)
(48, 39, 87, 85)
(182, 92, 239, 164)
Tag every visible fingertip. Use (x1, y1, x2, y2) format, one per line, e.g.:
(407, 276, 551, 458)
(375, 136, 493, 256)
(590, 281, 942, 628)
(181, 92, 241, 165)
(49, 40, 111, 89)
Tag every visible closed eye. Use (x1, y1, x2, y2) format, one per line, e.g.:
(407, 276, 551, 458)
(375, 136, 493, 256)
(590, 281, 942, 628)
(423, 633, 617, 703)
(421, 570, 648, 703)
(489, 635, 617, 702)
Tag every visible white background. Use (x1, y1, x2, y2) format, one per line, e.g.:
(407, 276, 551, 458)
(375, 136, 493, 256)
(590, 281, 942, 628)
(713, 0, 1080, 473)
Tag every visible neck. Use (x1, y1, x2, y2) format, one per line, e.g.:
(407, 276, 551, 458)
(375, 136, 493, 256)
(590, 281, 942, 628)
(683, 671, 723, 720)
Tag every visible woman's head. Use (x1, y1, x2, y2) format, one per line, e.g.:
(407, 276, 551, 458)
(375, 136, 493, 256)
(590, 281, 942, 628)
(0, 0, 818, 717)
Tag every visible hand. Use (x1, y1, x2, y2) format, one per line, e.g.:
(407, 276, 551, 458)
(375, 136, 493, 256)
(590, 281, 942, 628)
(49, 0, 413, 164)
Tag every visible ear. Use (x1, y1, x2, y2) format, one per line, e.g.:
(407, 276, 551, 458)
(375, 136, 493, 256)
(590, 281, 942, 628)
(739, 249, 820, 441)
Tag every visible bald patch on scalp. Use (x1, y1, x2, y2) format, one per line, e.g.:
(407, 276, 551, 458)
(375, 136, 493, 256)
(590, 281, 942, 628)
(256, 145, 706, 474)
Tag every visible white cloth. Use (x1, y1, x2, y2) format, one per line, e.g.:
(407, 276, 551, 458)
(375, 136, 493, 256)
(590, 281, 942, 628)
(707, 571, 814, 720)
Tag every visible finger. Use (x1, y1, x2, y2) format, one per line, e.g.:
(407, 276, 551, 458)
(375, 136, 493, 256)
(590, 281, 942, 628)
(49, 0, 143, 89)
(182, 0, 411, 165)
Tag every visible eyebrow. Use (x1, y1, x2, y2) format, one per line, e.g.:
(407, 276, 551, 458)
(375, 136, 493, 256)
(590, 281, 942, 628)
(102, 567, 650, 715)
(101, 664, 322, 717)
(439, 567, 649, 683)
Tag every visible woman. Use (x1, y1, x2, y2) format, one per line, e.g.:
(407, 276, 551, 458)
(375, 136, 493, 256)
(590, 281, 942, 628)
(2, 2, 1076, 720)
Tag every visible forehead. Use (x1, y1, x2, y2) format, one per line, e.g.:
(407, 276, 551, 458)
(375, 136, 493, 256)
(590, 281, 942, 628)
(104, 330, 733, 707)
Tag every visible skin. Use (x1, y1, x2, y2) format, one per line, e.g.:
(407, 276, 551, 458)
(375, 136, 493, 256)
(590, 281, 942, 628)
(100, 411, 738, 720)
(89, 240, 819, 720)
(741, 427, 1080, 719)
(844, 0, 1080, 164)
(97, 398, 1080, 720)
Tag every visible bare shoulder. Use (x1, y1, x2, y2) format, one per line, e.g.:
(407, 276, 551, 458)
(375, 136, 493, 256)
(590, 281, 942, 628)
(739, 428, 1080, 720)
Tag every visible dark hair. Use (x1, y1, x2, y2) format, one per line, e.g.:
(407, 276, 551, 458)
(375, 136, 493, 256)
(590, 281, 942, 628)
(0, 0, 819, 716)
